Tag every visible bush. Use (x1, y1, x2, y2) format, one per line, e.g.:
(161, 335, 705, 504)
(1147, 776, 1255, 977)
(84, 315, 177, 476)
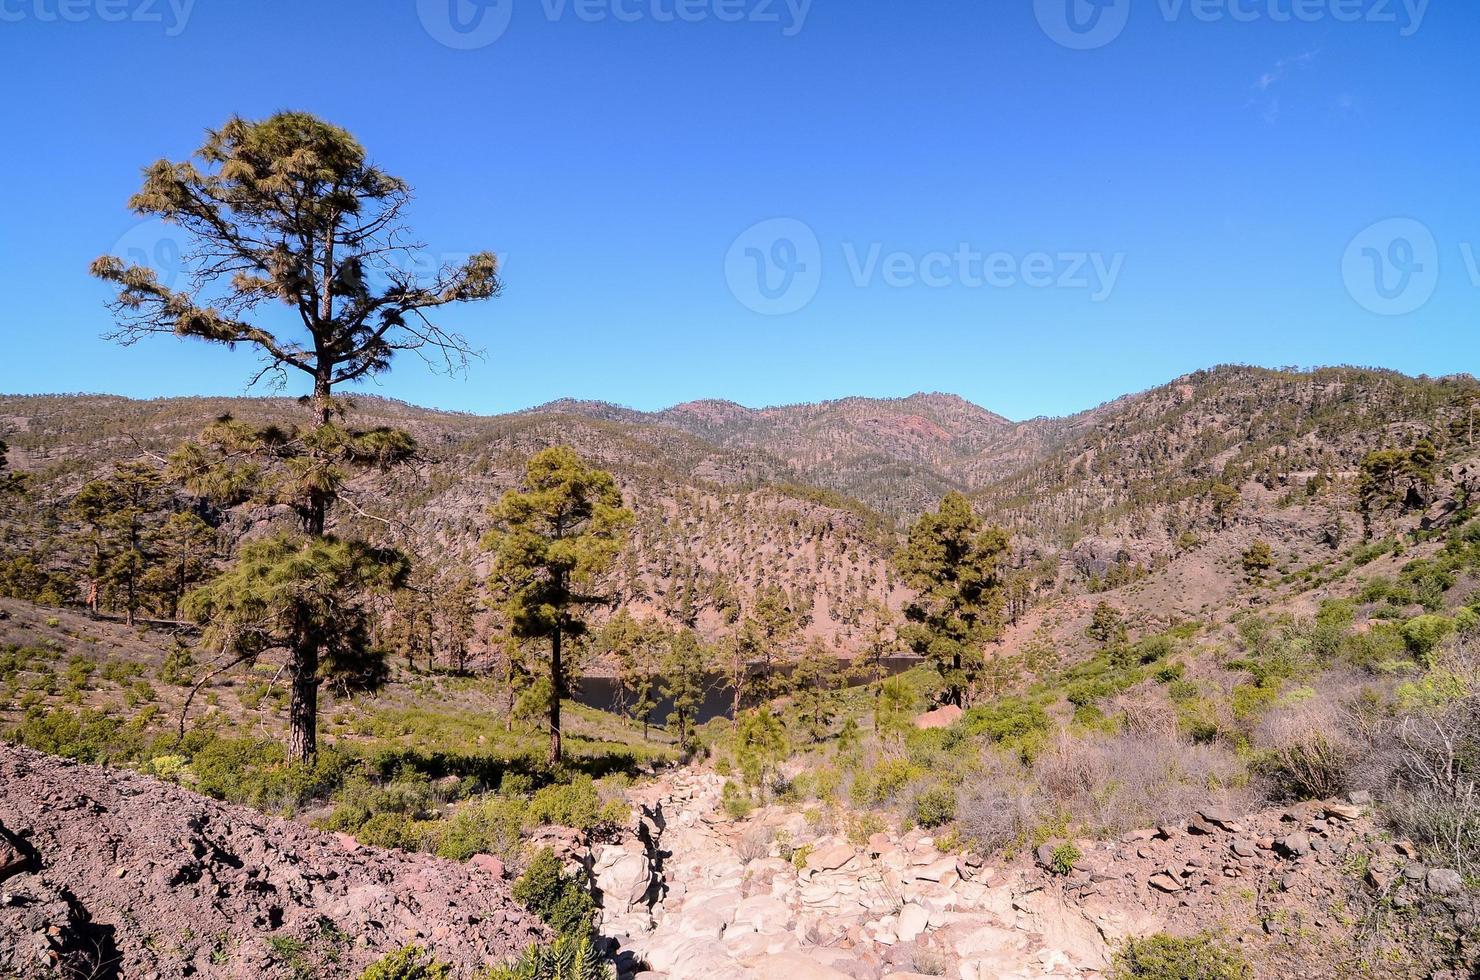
(488, 935, 610, 980)
(1255, 701, 1356, 801)
(1110, 932, 1251, 980)
(913, 786, 958, 828)
(1049, 841, 1081, 875)
(527, 776, 625, 834)
(359, 946, 452, 980)
(512, 848, 596, 939)
(432, 795, 526, 862)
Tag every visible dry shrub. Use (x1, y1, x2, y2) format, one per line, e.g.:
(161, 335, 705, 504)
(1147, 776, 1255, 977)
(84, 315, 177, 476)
(1255, 698, 1359, 801)
(1033, 732, 1248, 835)
(1382, 640, 1480, 873)
(735, 827, 772, 863)
(958, 756, 1041, 852)
(1115, 689, 1179, 740)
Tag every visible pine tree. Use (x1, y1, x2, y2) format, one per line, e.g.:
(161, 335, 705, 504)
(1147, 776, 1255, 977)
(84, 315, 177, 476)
(661, 627, 706, 754)
(69, 462, 169, 625)
(484, 448, 633, 764)
(791, 638, 838, 741)
(183, 536, 408, 760)
(93, 112, 499, 762)
(144, 511, 216, 620)
(894, 492, 1010, 708)
(734, 584, 802, 711)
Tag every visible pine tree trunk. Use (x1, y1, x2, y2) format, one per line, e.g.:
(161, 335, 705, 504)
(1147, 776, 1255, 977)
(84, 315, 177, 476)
(288, 642, 319, 765)
(549, 627, 563, 765)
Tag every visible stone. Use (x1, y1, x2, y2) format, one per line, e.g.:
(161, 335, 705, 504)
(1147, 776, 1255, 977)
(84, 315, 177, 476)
(1197, 806, 1240, 831)
(1148, 872, 1183, 893)
(805, 842, 856, 873)
(468, 854, 504, 879)
(1275, 833, 1311, 858)
(896, 902, 929, 942)
(596, 852, 653, 910)
(1230, 838, 1258, 858)
(914, 857, 959, 884)
(1324, 803, 1363, 822)
(1427, 868, 1464, 896)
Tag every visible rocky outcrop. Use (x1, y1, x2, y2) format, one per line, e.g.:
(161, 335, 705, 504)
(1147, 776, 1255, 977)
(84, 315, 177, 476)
(0, 746, 546, 979)
(585, 776, 1480, 980)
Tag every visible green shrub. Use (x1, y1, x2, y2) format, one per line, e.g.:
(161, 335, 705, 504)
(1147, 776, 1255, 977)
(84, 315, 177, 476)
(433, 796, 526, 861)
(913, 786, 958, 828)
(513, 848, 596, 939)
(487, 935, 610, 980)
(359, 946, 452, 980)
(1110, 932, 1251, 980)
(527, 776, 625, 833)
(1049, 842, 1081, 876)
(721, 780, 754, 820)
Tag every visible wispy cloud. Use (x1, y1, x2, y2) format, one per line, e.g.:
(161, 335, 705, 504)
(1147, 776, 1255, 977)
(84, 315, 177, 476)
(1249, 49, 1320, 124)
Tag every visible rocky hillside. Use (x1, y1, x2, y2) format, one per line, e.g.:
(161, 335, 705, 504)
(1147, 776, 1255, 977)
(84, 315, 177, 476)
(0, 745, 547, 979)
(2, 365, 1476, 658)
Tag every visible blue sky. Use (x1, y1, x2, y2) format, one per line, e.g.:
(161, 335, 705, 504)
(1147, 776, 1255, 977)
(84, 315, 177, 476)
(0, 0, 1475, 421)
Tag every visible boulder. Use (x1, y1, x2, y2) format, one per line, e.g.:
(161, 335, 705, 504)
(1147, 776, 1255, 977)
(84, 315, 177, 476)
(1275, 833, 1311, 859)
(596, 851, 653, 911)
(1427, 868, 1465, 896)
(805, 841, 856, 873)
(896, 902, 930, 942)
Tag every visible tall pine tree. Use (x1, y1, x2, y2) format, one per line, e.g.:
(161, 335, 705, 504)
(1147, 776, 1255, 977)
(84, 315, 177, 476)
(93, 112, 501, 762)
(484, 448, 633, 764)
(894, 492, 1010, 708)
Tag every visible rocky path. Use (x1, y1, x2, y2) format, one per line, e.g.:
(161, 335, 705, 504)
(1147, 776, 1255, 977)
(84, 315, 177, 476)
(592, 772, 1118, 980)
(583, 772, 1478, 980)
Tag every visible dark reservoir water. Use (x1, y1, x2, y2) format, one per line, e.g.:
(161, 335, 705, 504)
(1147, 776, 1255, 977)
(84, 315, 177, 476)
(573, 656, 920, 727)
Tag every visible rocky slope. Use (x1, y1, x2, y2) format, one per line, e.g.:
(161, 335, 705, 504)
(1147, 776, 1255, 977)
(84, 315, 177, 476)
(0, 745, 546, 979)
(2, 365, 1476, 661)
(571, 771, 1478, 980)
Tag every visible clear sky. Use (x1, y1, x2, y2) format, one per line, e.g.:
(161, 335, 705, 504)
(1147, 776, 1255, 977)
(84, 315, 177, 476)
(0, 0, 1475, 421)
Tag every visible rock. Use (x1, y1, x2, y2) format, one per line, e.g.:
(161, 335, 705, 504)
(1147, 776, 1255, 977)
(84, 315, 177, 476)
(1197, 805, 1240, 831)
(914, 857, 959, 884)
(596, 851, 653, 911)
(1323, 803, 1363, 822)
(1275, 833, 1311, 859)
(469, 854, 505, 879)
(1230, 838, 1258, 858)
(1348, 790, 1373, 806)
(731, 895, 791, 934)
(913, 705, 963, 730)
(805, 841, 856, 873)
(1148, 872, 1183, 893)
(1427, 868, 1465, 896)
(896, 903, 930, 942)
(0, 837, 27, 883)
